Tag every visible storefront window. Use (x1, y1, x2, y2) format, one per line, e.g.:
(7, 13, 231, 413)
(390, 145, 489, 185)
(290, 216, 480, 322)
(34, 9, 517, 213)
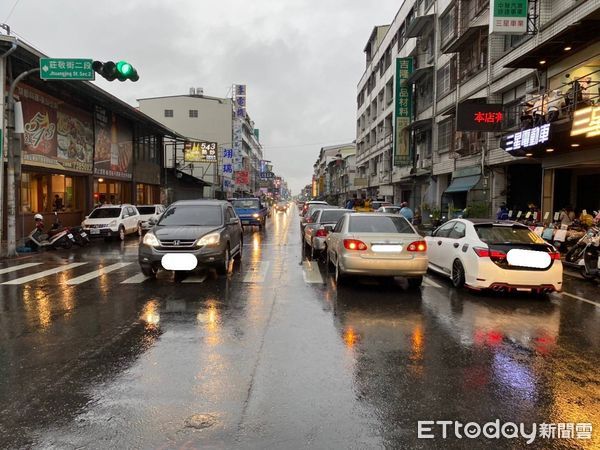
(21, 172, 85, 213)
(93, 178, 131, 206)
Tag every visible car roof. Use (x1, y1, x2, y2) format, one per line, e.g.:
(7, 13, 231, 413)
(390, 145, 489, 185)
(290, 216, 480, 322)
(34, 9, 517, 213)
(170, 199, 229, 207)
(136, 204, 163, 207)
(232, 197, 259, 200)
(96, 204, 131, 208)
(307, 200, 328, 204)
(455, 218, 526, 226)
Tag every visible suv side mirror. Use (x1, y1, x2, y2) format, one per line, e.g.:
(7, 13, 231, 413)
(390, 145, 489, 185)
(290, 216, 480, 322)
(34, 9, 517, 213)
(228, 217, 239, 225)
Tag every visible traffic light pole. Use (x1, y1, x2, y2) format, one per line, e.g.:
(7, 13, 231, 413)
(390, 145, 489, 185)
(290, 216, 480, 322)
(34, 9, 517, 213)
(5, 68, 39, 257)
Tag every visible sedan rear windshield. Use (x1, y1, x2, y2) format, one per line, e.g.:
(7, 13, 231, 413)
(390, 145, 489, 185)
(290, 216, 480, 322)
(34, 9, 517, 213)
(88, 208, 121, 219)
(232, 199, 259, 209)
(475, 225, 544, 244)
(349, 216, 414, 233)
(320, 210, 349, 223)
(137, 206, 157, 215)
(158, 206, 222, 226)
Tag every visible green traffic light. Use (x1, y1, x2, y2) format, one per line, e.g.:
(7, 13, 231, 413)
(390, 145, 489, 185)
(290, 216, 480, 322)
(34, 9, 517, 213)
(116, 60, 133, 76)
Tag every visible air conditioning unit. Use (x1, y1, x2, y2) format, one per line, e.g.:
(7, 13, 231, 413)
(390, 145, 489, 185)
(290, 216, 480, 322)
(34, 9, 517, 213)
(196, 87, 204, 95)
(189, 87, 195, 96)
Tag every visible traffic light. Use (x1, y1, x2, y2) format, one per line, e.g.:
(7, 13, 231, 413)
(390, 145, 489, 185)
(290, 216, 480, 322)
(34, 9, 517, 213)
(92, 60, 139, 82)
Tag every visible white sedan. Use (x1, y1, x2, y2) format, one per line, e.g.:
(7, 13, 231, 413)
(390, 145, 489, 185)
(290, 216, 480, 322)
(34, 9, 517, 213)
(425, 219, 562, 293)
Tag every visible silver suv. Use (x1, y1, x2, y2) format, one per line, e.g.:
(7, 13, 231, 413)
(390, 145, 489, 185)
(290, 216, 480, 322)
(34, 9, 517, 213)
(139, 200, 243, 279)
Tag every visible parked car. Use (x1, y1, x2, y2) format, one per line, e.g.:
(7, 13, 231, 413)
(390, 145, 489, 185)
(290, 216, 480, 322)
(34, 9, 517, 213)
(137, 204, 166, 232)
(300, 203, 336, 235)
(376, 205, 402, 214)
(325, 212, 428, 286)
(82, 204, 142, 241)
(301, 200, 328, 217)
(425, 219, 563, 294)
(371, 201, 393, 211)
(304, 208, 351, 259)
(139, 200, 243, 279)
(231, 197, 269, 229)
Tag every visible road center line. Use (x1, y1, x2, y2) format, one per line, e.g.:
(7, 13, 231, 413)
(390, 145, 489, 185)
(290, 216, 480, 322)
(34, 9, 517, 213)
(0, 263, 43, 275)
(243, 261, 270, 283)
(66, 263, 132, 285)
(561, 291, 599, 307)
(2, 263, 88, 285)
(302, 260, 324, 284)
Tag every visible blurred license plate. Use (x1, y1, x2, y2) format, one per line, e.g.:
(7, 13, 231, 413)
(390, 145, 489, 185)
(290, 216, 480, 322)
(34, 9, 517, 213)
(67, 234, 73, 239)
(90, 229, 99, 235)
(81, 232, 87, 237)
(242, 220, 250, 224)
(371, 244, 402, 252)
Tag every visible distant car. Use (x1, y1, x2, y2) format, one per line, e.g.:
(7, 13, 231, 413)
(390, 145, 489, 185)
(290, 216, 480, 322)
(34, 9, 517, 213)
(231, 197, 268, 229)
(376, 205, 402, 214)
(301, 200, 328, 217)
(304, 208, 351, 259)
(275, 201, 288, 213)
(82, 204, 142, 241)
(136, 204, 166, 232)
(325, 212, 428, 286)
(139, 200, 243, 279)
(371, 201, 393, 211)
(425, 219, 562, 293)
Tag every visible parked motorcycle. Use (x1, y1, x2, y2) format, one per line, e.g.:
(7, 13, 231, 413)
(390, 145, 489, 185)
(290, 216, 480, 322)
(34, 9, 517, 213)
(582, 231, 600, 280)
(27, 227, 76, 250)
(563, 226, 599, 269)
(48, 214, 90, 246)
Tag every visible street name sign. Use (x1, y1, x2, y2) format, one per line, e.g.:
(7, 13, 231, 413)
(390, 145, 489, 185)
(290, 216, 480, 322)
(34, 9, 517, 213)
(39, 58, 95, 80)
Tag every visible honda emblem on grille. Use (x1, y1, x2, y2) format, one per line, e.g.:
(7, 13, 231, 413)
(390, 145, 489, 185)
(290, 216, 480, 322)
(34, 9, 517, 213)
(174, 240, 180, 246)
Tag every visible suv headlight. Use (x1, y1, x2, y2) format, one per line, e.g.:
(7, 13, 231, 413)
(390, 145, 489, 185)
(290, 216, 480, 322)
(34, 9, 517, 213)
(108, 220, 117, 227)
(196, 232, 220, 247)
(252, 213, 259, 218)
(143, 233, 160, 246)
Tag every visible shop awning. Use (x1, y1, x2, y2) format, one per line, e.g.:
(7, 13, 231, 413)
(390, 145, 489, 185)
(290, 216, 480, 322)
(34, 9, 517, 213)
(444, 175, 480, 193)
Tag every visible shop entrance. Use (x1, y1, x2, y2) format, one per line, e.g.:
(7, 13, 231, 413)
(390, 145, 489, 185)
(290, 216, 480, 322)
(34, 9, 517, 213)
(577, 174, 600, 213)
(94, 178, 132, 206)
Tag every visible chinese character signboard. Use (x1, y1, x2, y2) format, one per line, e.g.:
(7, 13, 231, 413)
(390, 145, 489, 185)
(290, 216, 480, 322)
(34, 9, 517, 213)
(40, 58, 94, 80)
(490, 0, 528, 34)
(235, 170, 249, 185)
(232, 119, 243, 171)
(571, 106, 600, 138)
(183, 141, 218, 162)
(94, 106, 133, 180)
(503, 124, 551, 153)
(457, 102, 504, 131)
(393, 57, 413, 166)
(234, 84, 247, 118)
(18, 84, 94, 174)
(222, 148, 233, 193)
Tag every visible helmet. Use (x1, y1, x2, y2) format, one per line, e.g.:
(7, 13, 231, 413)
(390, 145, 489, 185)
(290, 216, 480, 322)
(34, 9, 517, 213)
(34, 213, 43, 221)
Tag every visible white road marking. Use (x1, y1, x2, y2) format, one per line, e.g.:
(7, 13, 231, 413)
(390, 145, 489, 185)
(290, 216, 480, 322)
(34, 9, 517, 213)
(66, 262, 132, 285)
(243, 261, 270, 283)
(2, 263, 88, 285)
(0, 263, 42, 275)
(302, 260, 324, 284)
(120, 273, 149, 284)
(561, 291, 599, 307)
(423, 277, 443, 288)
(182, 273, 208, 283)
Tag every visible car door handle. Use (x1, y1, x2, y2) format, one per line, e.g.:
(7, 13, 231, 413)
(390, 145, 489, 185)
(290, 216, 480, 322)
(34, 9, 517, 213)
(453, 243, 460, 248)
(437, 241, 442, 246)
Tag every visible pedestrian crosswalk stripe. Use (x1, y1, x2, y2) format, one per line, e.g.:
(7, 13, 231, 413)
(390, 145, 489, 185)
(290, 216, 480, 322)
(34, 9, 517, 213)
(2, 263, 88, 285)
(182, 274, 208, 283)
(121, 273, 148, 284)
(0, 263, 42, 275)
(66, 262, 133, 285)
(243, 261, 270, 283)
(423, 277, 442, 288)
(302, 260, 324, 284)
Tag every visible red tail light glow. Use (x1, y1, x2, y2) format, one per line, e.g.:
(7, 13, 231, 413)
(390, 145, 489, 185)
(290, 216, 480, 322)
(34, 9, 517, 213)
(549, 251, 561, 260)
(315, 229, 328, 237)
(473, 247, 506, 260)
(407, 240, 427, 252)
(343, 239, 368, 251)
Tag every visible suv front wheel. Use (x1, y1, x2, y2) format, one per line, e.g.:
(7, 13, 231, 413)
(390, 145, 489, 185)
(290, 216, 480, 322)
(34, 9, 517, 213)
(216, 246, 230, 275)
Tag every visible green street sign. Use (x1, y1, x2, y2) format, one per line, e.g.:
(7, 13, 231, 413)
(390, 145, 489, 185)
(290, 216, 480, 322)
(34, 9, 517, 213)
(39, 58, 95, 80)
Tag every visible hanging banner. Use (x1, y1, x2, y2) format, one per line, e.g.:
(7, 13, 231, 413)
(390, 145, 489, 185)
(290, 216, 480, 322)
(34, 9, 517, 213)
(234, 84, 247, 118)
(94, 106, 133, 180)
(18, 84, 94, 173)
(232, 118, 243, 171)
(489, 0, 528, 34)
(393, 57, 413, 166)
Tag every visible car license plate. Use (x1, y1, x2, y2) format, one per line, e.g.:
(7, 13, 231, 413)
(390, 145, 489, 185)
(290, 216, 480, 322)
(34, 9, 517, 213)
(161, 253, 197, 271)
(242, 220, 250, 224)
(371, 244, 402, 252)
(506, 249, 551, 268)
(90, 229, 100, 235)
(81, 232, 87, 237)
(67, 234, 73, 239)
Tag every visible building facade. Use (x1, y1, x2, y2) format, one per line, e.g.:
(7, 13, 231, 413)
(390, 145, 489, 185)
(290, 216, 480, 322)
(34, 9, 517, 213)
(356, 0, 600, 219)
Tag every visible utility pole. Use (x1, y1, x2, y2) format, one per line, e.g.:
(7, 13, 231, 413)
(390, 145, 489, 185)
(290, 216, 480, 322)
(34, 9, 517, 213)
(6, 68, 39, 256)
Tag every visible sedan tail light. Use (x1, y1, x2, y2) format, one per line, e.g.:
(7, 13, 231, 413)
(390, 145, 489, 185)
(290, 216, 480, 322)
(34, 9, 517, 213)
(549, 251, 561, 260)
(407, 240, 427, 252)
(343, 239, 368, 251)
(473, 247, 507, 261)
(315, 229, 328, 237)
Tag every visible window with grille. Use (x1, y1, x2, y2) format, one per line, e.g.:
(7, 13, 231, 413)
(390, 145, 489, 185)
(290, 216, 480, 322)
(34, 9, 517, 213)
(437, 119, 454, 153)
(164, 109, 173, 118)
(440, 6, 456, 48)
(189, 109, 198, 118)
(437, 58, 456, 97)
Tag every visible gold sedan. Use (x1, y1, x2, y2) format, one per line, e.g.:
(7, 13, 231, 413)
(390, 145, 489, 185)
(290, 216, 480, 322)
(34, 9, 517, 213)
(325, 213, 428, 287)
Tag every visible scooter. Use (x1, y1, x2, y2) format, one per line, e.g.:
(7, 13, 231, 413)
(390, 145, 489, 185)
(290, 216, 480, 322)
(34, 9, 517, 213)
(582, 233, 600, 280)
(563, 226, 599, 268)
(48, 214, 90, 246)
(26, 216, 76, 250)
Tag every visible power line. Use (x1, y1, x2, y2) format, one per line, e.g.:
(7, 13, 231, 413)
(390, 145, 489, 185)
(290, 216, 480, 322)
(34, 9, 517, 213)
(261, 139, 356, 150)
(3, 0, 22, 23)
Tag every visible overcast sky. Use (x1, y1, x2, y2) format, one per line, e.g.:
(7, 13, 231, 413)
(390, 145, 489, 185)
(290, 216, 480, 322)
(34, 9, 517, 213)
(4, 0, 399, 193)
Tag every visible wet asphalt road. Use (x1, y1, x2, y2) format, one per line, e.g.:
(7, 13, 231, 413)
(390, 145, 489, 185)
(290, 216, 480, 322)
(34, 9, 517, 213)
(0, 209, 598, 449)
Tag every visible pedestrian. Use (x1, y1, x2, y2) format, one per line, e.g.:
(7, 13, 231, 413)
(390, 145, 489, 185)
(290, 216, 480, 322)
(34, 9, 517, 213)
(345, 196, 355, 210)
(400, 202, 414, 222)
(496, 202, 509, 220)
(53, 194, 63, 212)
(559, 206, 573, 227)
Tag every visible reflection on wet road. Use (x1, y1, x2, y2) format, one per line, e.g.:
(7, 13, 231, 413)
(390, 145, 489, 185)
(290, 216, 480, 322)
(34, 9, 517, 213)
(0, 209, 598, 449)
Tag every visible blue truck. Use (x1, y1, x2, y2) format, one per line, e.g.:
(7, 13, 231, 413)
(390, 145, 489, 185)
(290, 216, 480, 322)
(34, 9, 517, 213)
(231, 197, 268, 230)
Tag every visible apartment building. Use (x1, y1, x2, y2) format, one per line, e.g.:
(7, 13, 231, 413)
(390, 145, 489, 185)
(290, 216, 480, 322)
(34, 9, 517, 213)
(356, 0, 600, 218)
(138, 89, 263, 198)
(312, 143, 356, 203)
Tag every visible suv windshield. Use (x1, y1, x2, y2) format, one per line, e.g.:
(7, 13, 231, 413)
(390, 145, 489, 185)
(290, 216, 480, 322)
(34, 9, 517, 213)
(349, 216, 414, 233)
(158, 205, 222, 226)
(475, 225, 545, 244)
(137, 206, 157, 215)
(232, 199, 259, 209)
(88, 208, 121, 219)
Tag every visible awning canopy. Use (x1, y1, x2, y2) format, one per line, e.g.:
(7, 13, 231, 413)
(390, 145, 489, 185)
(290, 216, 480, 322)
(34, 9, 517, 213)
(444, 175, 480, 193)
(407, 65, 434, 84)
